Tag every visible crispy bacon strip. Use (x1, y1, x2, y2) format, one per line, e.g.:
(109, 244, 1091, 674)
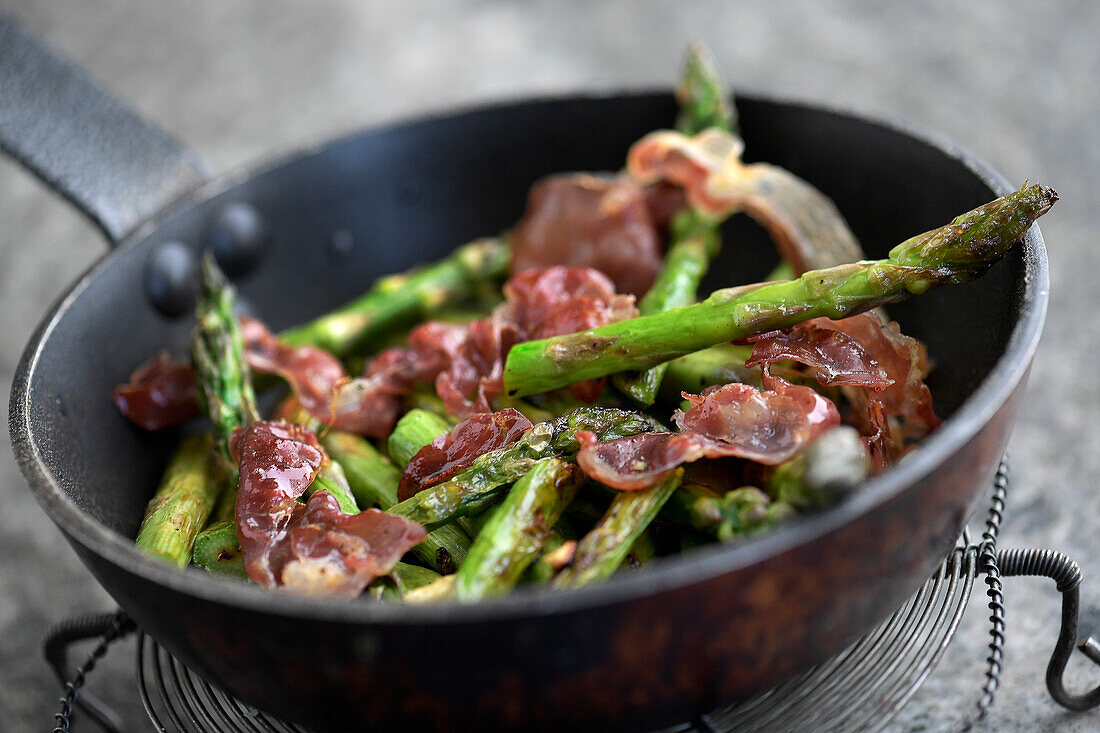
(863, 398, 895, 476)
(241, 316, 345, 417)
(232, 421, 425, 598)
(744, 316, 893, 389)
(243, 317, 437, 439)
(577, 377, 840, 490)
(510, 173, 665, 297)
(433, 266, 636, 416)
(398, 408, 533, 501)
(627, 128, 865, 272)
(744, 312, 939, 441)
(112, 353, 199, 430)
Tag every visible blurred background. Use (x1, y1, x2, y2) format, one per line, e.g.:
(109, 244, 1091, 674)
(1, 1, 1097, 730)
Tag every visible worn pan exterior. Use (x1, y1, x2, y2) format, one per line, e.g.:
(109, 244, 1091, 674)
(10, 93, 1047, 731)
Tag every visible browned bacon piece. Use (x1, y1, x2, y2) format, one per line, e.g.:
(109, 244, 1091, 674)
(744, 316, 893, 389)
(112, 352, 199, 430)
(433, 266, 637, 415)
(576, 376, 840, 490)
(232, 421, 425, 598)
(397, 408, 533, 501)
(743, 312, 939, 442)
(627, 128, 866, 273)
(510, 173, 665, 297)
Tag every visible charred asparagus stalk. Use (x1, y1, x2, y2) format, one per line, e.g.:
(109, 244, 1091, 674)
(454, 459, 584, 599)
(191, 521, 246, 577)
(280, 237, 510, 356)
(389, 407, 658, 530)
(615, 44, 731, 405)
(615, 210, 722, 404)
(320, 428, 472, 574)
(504, 185, 1056, 397)
(192, 255, 260, 453)
(553, 469, 684, 588)
(135, 433, 220, 567)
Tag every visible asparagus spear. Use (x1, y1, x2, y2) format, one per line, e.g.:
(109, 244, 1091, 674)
(675, 41, 736, 136)
(553, 469, 684, 589)
(615, 44, 732, 405)
(388, 409, 452, 467)
(192, 521, 246, 577)
(389, 406, 657, 530)
(659, 344, 757, 401)
(279, 237, 510, 356)
(191, 255, 261, 525)
(390, 562, 441, 594)
(503, 184, 1056, 397)
(135, 433, 220, 567)
(454, 459, 584, 600)
(192, 256, 260, 454)
(320, 428, 472, 574)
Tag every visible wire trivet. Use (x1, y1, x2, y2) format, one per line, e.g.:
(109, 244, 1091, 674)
(45, 457, 1100, 732)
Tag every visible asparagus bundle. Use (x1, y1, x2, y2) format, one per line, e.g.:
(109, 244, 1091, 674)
(503, 184, 1056, 398)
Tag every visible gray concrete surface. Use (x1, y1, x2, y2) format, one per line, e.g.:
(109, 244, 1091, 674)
(1, 1, 1097, 731)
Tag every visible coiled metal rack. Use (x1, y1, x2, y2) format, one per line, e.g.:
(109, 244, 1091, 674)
(46, 458, 1100, 732)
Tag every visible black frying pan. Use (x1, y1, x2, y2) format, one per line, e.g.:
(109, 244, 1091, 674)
(3, 16, 1048, 732)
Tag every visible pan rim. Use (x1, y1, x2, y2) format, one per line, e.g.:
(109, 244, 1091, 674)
(9, 88, 1049, 625)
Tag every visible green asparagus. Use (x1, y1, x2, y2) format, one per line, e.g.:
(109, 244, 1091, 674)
(135, 433, 220, 567)
(191, 255, 260, 456)
(504, 185, 1056, 397)
(192, 520, 246, 577)
(614, 210, 722, 404)
(191, 256, 261, 561)
(454, 459, 584, 599)
(280, 237, 510, 356)
(553, 469, 684, 588)
(674, 41, 736, 135)
(389, 406, 658, 530)
(309, 461, 359, 514)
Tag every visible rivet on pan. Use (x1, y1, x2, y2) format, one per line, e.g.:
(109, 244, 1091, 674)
(144, 240, 198, 317)
(204, 201, 270, 277)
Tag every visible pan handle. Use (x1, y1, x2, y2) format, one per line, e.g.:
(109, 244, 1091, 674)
(0, 13, 210, 246)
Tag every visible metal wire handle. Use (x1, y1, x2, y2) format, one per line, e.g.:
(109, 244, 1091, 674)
(44, 610, 135, 733)
(999, 547, 1100, 711)
(963, 456, 1100, 730)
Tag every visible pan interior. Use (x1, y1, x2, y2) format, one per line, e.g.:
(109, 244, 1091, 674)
(19, 93, 1027, 571)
